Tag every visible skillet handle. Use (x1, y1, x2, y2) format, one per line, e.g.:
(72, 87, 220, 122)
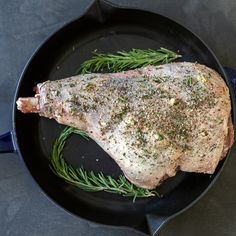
(0, 131, 16, 153)
(146, 214, 170, 236)
(224, 67, 236, 93)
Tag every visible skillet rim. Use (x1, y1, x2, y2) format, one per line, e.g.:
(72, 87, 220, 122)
(11, 0, 236, 234)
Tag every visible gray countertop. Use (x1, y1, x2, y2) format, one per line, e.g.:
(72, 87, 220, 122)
(1, 0, 236, 235)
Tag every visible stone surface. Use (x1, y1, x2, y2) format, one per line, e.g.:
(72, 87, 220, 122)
(0, 0, 236, 235)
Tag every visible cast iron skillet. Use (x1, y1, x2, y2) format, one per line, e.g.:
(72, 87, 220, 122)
(1, 1, 236, 235)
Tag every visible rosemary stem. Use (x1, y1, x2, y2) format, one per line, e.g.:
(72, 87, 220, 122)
(50, 127, 158, 201)
(79, 47, 181, 74)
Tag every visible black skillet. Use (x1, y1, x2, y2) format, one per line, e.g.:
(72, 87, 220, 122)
(0, 1, 236, 235)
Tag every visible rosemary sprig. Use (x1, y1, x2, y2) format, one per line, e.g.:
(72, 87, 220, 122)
(80, 47, 181, 73)
(50, 127, 158, 202)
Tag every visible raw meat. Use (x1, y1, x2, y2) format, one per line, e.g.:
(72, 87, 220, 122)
(16, 62, 234, 189)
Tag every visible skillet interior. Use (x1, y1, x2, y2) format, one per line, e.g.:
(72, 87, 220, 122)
(13, 3, 233, 233)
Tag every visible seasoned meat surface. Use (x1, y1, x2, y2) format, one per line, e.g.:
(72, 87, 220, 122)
(17, 62, 234, 189)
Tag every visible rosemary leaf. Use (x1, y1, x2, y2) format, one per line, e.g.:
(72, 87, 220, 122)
(50, 127, 158, 201)
(80, 48, 181, 74)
